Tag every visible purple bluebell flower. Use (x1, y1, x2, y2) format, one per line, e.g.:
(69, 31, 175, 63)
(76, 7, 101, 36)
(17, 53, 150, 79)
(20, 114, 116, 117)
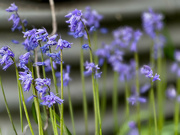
(153, 73, 161, 81)
(140, 83, 151, 94)
(142, 8, 164, 39)
(95, 42, 111, 66)
(19, 71, 33, 92)
(83, 6, 103, 29)
(18, 52, 31, 71)
(56, 65, 72, 86)
(46, 52, 61, 64)
(8, 13, 20, 31)
(40, 44, 49, 53)
(170, 50, 180, 77)
(41, 92, 64, 107)
(35, 28, 48, 42)
(84, 61, 102, 78)
(128, 121, 139, 135)
(6, 3, 18, 12)
(0, 46, 14, 70)
(89, 26, 96, 32)
(130, 30, 142, 52)
(65, 9, 87, 38)
(56, 37, 72, 50)
(47, 34, 58, 46)
(108, 50, 124, 65)
(26, 95, 37, 103)
(100, 28, 108, 34)
(12, 39, 19, 44)
(166, 85, 176, 99)
(127, 95, 146, 105)
(35, 78, 51, 95)
(22, 28, 39, 51)
(141, 65, 153, 78)
(82, 44, 89, 50)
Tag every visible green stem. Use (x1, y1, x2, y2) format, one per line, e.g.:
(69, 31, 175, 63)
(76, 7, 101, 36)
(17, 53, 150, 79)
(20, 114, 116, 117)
(113, 71, 118, 134)
(93, 31, 98, 64)
(157, 48, 163, 134)
(31, 65, 44, 135)
(53, 105, 58, 135)
(0, 77, 18, 135)
(67, 85, 76, 135)
(50, 107, 56, 135)
(13, 59, 34, 135)
(125, 79, 130, 120)
(60, 49, 64, 135)
(134, 52, 141, 133)
(84, 24, 99, 135)
(174, 78, 180, 135)
(101, 60, 107, 120)
(80, 38, 89, 135)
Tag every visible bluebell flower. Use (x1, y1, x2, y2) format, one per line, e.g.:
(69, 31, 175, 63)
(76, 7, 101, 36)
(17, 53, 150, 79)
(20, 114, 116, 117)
(46, 52, 61, 64)
(108, 50, 124, 65)
(41, 92, 64, 107)
(140, 83, 151, 94)
(47, 34, 58, 46)
(140, 65, 153, 78)
(95, 42, 111, 66)
(82, 44, 89, 50)
(35, 28, 48, 42)
(65, 9, 87, 38)
(56, 37, 72, 50)
(128, 95, 146, 105)
(40, 44, 49, 53)
(166, 85, 176, 100)
(128, 121, 139, 135)
(8, 13, 20, 31)
(0, 46, 14, 70)
(11, 39, 19, 44)
(84, 61, 102, 78)
(142, 8, 164, 39)
(19, 71, 33, 92)
(100, 27, 108, 34)
(130, 30, 142, 52)
(83, 6, 103, 29)
(153, 73, 161, 81)
(35, 78, 51, 96)
(18, 52, 31, 71)
(170, 50, 180, 77)
(6, 3, 18, 12)
(56, 65, 72, 87)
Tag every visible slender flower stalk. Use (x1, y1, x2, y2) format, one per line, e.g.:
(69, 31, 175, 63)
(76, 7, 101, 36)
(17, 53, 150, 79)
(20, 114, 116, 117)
(67, 85, 76, 135)
(80, 38, 89, 135)
(125, 78, 130, 120)
(13, 58, 34, 135)
(60, 49, 64, 135)
(113, 71, 119, 134)
(0, 77, 18, 135)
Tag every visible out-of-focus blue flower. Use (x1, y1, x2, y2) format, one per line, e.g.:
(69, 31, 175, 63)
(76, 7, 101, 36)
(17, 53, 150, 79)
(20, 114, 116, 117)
(18, 52, 30, 71)
(0, 46, 14, 70)
(140, 83, 151, 94)
(95, 42, 111, 66)
(128, 121, 139, 135)
(171, 50, 180, 77)
(108, 50, 124, 65)
(153, 73, 161, 81)
(141, 65, 153, 78)
(56, 37, 72, 50)
(19, 71, 33, 92)
(166, 85, 176, 99)
(142, 8, 164, 39)
(65, 9, 87, 38)
(34, 59, 57, 72)
(8, 13, 20, 31)
(82, 44, 89, 50)
(130, 30, 142, 52)
(83, 6, 103, 29)
(100, 28, 108, 34)
(128, 95, 146, 105)
(56, 65, 72, 87)
(41, 92, 64, 107)
(6, 3, 18, 12)
(12, 39, 19, 44)
(84, 61, 102, 78)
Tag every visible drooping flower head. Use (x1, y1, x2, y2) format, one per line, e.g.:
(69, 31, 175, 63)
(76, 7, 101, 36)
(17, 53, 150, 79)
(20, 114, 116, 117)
(142, 8, 164, 39)
(56, 37, 72, 50)
(46, 52, 61, 64)
(0, 46, 14, 70)
(128, 121, 139, 135)
(83, 6, 103, 29)
(41, 92, 64, 107)
(35, 78, 51, 96)
(19, 71, 33, 92)
(18, 52, 31, 71)
(6, 3, 18, 12)
(84, 61, 102, 78)
(171, 50, 180, 77)
(65, 9, 87, 38)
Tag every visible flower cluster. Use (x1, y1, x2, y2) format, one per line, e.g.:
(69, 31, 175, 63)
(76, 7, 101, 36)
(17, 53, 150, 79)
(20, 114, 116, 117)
(141, 65, 160, 81)
(0, 46, 14, 70)
(65, 9, 87, 38)
(19, 71, 33, 92)
(18, 52, 31, 71)
(56, 37, 72, 50)
(83, 6, 103, 29)
(84, 61, 102, 78)
(35, 78, 51, 96)
(6, 3, 27, 31)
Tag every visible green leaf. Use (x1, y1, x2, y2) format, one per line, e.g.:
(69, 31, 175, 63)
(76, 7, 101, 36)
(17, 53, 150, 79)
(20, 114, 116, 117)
(31, 101, 38, 124)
